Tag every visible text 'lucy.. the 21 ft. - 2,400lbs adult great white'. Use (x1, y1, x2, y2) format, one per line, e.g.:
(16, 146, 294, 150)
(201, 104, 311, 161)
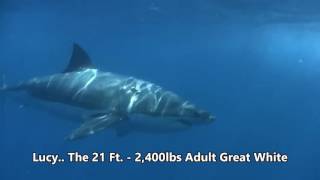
(1, 44, 215, 140)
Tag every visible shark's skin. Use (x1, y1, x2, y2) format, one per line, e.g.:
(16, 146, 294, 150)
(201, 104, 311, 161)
(2, 44, 214, 140)
(15, 69, 213, 121)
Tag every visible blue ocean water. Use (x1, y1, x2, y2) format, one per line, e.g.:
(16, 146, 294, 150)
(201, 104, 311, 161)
(1, 0, 319, 179)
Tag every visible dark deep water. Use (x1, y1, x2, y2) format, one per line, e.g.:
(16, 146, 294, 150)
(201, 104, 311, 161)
(1, 0, 319, 179)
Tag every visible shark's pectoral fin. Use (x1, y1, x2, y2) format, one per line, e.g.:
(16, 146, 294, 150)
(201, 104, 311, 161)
(66, 112, 125, 141)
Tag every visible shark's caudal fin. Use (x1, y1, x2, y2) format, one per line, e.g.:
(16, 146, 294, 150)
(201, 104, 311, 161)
(63, 43, 95, 73)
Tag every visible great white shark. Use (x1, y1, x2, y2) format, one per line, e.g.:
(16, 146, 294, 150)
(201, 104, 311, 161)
(1, 44, 214, 140)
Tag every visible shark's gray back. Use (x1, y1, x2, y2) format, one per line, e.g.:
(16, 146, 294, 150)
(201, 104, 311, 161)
(24, 69, 123, 110)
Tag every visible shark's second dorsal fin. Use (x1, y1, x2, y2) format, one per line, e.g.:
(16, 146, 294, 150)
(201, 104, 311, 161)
(63, 43, 95, 73)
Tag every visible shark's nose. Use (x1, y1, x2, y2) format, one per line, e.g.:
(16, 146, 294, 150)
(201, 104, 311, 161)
(197, 110, 215, 123)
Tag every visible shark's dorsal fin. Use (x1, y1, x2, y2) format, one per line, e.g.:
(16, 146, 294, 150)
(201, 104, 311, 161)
(63, 43, 95, 73)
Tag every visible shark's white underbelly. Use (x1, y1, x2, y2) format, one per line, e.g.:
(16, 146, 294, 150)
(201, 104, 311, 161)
(9, 94, 190, 135)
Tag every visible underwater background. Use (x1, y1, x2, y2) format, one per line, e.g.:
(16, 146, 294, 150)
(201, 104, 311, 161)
(0, 0, 319, 179)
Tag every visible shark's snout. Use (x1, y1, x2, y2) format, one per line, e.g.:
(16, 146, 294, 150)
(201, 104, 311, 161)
(179, 103, 215, 125)
(197, 110, 215, 123)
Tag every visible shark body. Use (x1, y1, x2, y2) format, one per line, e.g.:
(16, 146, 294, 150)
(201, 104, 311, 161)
(1, 44, 214, 140)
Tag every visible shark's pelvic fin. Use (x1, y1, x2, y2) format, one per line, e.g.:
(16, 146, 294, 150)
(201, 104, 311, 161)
(63, 43, 95, 73)
(66, 112, 125, 140)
